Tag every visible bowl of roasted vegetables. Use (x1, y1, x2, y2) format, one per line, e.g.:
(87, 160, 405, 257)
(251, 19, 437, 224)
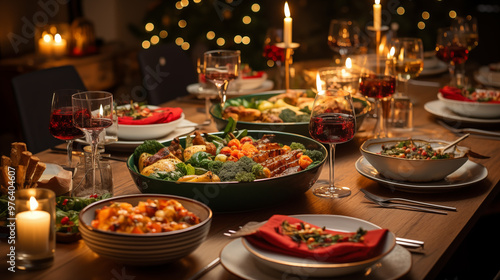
(116, 103, 185, 140)
(78, 194, 212, 265)
(209, 90, 371, 137)
(126, 129, 327, 212)
(360, 137, 469, 182)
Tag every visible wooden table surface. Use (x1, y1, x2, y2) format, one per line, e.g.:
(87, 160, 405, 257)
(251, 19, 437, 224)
(2, 73, 500, 280)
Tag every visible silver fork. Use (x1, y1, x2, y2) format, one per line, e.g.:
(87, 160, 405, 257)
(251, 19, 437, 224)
(361, 189, 457, 211)
(437, 120, 500, 138)
(364, 194, 448, 215)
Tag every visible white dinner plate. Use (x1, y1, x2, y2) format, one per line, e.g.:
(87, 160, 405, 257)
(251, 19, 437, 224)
(355, 156, 488, 193)
(221, 240, 411, 280)
(187, 80, 274, 98)
(420, 60, 448, 76)
(424, 99, 500, 124)
(474, 66, 500, 88)
(239, 215, 396, 278)
(76, 119, 198, 151)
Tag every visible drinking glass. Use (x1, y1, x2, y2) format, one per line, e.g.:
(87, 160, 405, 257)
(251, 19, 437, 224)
(435, 28, 469, 86)
(328, 20, 361, 64)
(388, 38, 424, 98)
(203, 50, 241, 109)
(359, 73, 396, 138)
(309, 88, 356, 198)
(452, 16, 478, 51)
(49, 89, 84, 168)
(72, 91, 113, 195)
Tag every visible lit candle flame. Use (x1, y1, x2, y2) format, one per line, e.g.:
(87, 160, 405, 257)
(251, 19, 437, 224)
(345, 57, 352, 69)
(388, 46, 395, 59)
(99, 104, 104, 118)
(284, 2, 290, 18)
(29, 196, 38, 211)
(43, 34, 52, 43)
(54, 33, 62, 43)
(375, 0, 380, 5)
(316, 73, 323, 94)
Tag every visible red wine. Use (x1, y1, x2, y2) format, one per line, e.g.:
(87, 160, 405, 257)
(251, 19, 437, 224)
(359, 74, 396, 99)
(205, 72, 237, 84)
(436, 45, 469, 64)
(49, 107, 84, 140)
(309, 113, 355, 144)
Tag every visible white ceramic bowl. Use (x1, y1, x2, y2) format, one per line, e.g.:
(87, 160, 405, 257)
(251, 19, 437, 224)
(437, 92, 500, 118)
(242, 214, 396, 278)
(117, 104, 184, 140)
(360, 137, 469, 182)
(229, 72, 268, 90)
(79, 194, 212, 265)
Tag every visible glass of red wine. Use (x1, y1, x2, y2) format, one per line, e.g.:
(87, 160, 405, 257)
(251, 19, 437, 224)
(49, 89, 85, 168)
(359, 73, 396, 138)
(435, 28, 469, 87)
(309, 86, 356, 198)
(203, 50, 241, 110)
(72, 91, 114, 195)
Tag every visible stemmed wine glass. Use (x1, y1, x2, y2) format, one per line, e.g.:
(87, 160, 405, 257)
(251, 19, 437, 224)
(435, 28, 469, 87)
(72, 91, 114, 195)
(328, 20, 361, 65)
(359, 73, 396, 138)
(309, 81, 356, 198)
(388, 38, 424, 98)
(203, 50, 241, 109)
(452, 16, 478, 52)
(49, 89, 84, 168)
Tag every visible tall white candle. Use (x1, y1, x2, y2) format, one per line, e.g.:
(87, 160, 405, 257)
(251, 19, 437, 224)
(16, 197, 50, 255)
(373, 0, 381, 30)
(283, 2, 292, 47)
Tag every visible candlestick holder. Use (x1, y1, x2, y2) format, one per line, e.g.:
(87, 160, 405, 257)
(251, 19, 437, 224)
(14, 188, 56, 270)
(276, 42, 300, 92)
(367, 26, 389, 74)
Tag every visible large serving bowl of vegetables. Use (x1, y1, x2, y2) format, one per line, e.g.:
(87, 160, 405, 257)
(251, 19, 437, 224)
(126, 129, 327, 212)
(209, 90, 371, 137)
(360, 137, 469, 182)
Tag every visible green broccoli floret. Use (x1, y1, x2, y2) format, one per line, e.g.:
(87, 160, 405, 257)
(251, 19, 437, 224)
(218, 156, 259, 182)
(289, 142, 306, 151)
(279, 108, 298, 122)
(207, 160, 223, 174)
(296, 114, 310, 122)
(133, 140, 165, 163)
(303, 149, 324, 162)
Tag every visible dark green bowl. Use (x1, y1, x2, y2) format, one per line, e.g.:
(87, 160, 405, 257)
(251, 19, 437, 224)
(127, 131, 327, 212)
(209, 90, 372, 137)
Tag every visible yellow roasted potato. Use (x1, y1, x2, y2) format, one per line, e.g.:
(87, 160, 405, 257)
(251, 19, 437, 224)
(138, 152, 152, 172)
(140, 158, 182, 176)
(177, 171, 221, 182)
(183, 145, 207, 161)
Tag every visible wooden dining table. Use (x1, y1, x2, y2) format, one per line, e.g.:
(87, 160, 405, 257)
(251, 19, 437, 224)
(1, 69, 499, 280)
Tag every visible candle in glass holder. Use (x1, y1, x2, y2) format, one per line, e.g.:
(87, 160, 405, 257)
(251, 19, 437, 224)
(16, 197, 50, 255)
(52, 33, 67, 57)
(283, 2, 292, 47)
(38, 33, 53, 56)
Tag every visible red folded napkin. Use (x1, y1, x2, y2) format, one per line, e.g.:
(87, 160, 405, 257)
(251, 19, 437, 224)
(439, 86, 472, 102)
(244, 215, 388, 263)
(118, 107, 182, 125)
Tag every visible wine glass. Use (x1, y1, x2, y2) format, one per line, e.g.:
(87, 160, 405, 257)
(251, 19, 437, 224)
(203, 50, 241, 109)
(387, 38, 424, 98)
(72, 91, 114, 195)
(309, 87, 356, 198)
(328, 20, 361, 65)
(49, 89, 84, 168)
(359, 73, 396, 138)
(435, 28, 469, 87)
(452, 16, 478, 51)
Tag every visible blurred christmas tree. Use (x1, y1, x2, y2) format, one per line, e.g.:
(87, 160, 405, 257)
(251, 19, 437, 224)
(129, 0, 270, 70)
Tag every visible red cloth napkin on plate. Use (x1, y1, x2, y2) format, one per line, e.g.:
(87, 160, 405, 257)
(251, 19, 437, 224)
(244, 215, 388, 263)
(118, 107, 182, 125)
(439, 86, 472, 102)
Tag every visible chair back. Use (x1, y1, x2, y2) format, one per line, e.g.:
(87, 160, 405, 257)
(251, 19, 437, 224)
(11, 65, 87, 153)
(137, 43, 197, 105)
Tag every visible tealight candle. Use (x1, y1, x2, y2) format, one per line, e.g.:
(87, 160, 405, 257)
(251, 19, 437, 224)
(52, 33, 67, 57)
(283, 2, 292, 47)
(16, 197, 50, 255)
(38, 33, 53, 56)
